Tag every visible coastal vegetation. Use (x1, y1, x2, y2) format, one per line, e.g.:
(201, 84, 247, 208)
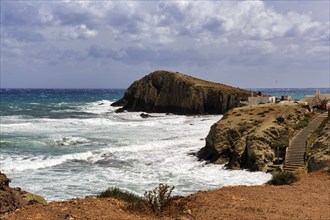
(97, 187, 144, 203)
(270, 142, 288, 149)
(97, 184, 179, 216)
(267, 171, 300, 185)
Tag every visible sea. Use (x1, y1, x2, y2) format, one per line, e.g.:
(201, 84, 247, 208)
(0, 88, 328, 201)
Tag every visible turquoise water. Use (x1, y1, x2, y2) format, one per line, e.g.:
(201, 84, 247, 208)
(2, 88, 325, 201)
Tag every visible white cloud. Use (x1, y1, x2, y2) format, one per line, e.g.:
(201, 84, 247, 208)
(60, 24, 98, 40)
(1, 0, 329, 88)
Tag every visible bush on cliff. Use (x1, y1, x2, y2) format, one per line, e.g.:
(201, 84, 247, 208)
(144, 183, 175, 213)
(97, 187, 144, 203)
(97, 184, 181, 216)
(267, 171, 299, 185)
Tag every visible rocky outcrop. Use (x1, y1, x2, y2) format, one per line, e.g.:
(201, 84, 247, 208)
(308, 120, 330, 172)
(111, 70, 252, 114)
(0, 172, 47, 214)
(198, 104, 313, 171)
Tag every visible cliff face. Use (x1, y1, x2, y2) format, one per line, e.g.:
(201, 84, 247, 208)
(111, 70, 252, 114)
(308, 120, 330, 172)
(198, 104, 312, 172)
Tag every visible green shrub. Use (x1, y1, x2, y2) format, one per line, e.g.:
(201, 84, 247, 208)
(97, 187, 144, 203)
(293, 119, 309, 130)
(27, 199, 39, 205)
(267, 171, 299, 185)
(276, 116, 285, 124)
(144, 183, 174, 213)
(271, 142, 288, 149)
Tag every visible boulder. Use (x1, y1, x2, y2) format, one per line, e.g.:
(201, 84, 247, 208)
(198, 104, 312, 171)
(111, 70, 252, 115)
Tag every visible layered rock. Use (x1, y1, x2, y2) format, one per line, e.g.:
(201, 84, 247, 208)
(198, 104, 313, 171)
(111, 70, 252, 114)
(0, 172, 47, 214)
(308, 120, 330, 172)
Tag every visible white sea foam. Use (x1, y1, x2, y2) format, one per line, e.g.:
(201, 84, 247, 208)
(78, 100, 116, 114)
(45, 136, 91, 146)
(1, 101, 272, 201)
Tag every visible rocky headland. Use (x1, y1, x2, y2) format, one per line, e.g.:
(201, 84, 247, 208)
(111, 70, 252, 114)
(308, 119, 330, 171)
(198, 103, 314, 171)
(0, 172, 47, 215)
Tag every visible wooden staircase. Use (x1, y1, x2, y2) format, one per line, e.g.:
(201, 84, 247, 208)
(284, 113, 328, 171)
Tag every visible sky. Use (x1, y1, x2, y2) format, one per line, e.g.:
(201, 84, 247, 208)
(1, 0, 329, 89)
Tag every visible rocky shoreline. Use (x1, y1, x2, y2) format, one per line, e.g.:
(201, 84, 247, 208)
(2, 71, 329, 218)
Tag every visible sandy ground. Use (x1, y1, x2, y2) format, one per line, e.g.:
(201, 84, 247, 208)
(1, 172, 329, 220)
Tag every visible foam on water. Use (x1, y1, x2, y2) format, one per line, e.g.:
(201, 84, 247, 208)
(1, 98, 272, 201)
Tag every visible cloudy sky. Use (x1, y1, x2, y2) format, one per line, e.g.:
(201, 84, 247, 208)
(1, 0, 329, 88)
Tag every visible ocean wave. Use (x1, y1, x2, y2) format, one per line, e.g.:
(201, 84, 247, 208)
(0, 141, 13, 148)
(45, 136, 91, 146)
(77, 100, 117, 114)
(0, 149, 114, 172)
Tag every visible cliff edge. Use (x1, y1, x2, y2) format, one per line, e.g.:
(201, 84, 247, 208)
(0, 172, 47, 214)
(111, 70, 252, 114)
(198, 103, 313, 171)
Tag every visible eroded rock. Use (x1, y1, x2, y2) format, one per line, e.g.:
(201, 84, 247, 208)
(112, 70, 252, 115)
(198, 104, 312, 171)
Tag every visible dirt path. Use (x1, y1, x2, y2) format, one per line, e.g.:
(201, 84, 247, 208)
(1, 172, 329, 220)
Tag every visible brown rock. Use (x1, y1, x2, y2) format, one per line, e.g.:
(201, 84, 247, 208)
(198, 103, 312, 171)
(0, 172, 47, 214)
(111, 70, 252, 115)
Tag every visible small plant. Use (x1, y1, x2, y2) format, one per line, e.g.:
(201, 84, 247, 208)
(276, 116, 285, 124)
(271, 142, 288, 149)
(27, 199, 39, 205)
(314, 98, 329, 111)
(144, 183, 174, 213)
(267, 171, 299, 185)
(293, 119, 309, 130)
(97, 187, 144, 203)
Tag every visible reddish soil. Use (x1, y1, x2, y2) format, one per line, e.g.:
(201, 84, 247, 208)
(1, 172, 329, 220)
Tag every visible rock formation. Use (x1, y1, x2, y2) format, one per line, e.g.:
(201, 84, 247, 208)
(111, 70, 252, 114)
(308, 120, 330, 172)
(198, 104, 313, 171)
(0, 172, 47, 214)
